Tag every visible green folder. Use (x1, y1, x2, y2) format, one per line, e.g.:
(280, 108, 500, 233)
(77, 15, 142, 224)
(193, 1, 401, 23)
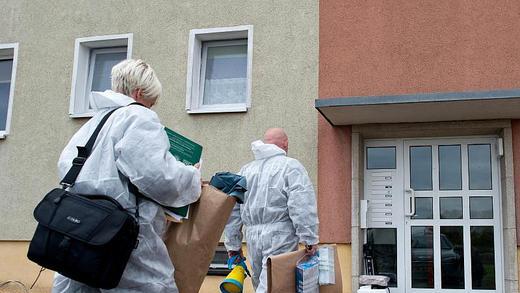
(164, 127, 203, 166)
(163, 127, 203, 218)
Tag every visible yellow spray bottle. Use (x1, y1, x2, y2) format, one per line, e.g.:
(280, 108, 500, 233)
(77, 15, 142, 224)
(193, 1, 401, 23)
(220, 255, 251, 293)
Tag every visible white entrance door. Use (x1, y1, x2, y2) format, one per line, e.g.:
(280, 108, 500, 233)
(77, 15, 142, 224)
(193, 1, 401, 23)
(364, 137, 503, 293)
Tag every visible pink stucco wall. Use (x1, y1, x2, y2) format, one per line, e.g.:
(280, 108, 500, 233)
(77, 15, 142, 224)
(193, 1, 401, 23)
(317, 117, 351, 243)
(319, 0, 520, 244)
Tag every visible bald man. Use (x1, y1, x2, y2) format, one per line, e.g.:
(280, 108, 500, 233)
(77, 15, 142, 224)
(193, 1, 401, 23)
(224, 128, 319, 292)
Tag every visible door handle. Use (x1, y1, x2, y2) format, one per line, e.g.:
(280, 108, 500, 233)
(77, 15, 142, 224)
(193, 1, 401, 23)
(405, 188, 416, 217)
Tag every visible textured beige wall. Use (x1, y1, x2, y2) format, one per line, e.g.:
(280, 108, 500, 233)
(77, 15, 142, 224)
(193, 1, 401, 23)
(0, 0, 318, 239)
(0, 242, 350, 292)
(0, 241, 253, 293)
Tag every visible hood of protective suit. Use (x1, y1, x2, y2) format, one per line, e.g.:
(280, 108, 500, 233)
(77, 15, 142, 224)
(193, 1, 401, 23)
(251, 140, 286, 160)
(90, 90, 135, 110)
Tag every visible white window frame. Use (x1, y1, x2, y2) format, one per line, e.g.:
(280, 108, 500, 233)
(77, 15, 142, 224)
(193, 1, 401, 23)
(0, 43, 19, 139)
(186, 25, 253, 114)
(69, 33, 132, 118)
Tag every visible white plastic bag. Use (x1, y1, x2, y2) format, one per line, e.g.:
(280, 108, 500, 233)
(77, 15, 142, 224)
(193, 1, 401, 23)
(318, 246, 336, 285)
(359, 275, 390, 287)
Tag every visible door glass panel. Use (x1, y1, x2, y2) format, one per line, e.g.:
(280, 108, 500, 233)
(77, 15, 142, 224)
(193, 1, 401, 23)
(440, 197, 463, 219)
(440, 226, 464, 289)
(367, 228, 397, 287)
(367, 147, 396, 169)
(439, 145, 462, 190)
(412, 197, 433, 219)
(471, 226, 496, 289)
(410, 146, 433, 190)
(470, 197, 493, 219)
(468, 144, 492, 190)
(411, 226, 434, 288)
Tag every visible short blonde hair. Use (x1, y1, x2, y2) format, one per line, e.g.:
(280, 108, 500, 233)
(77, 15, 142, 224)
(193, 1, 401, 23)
(111, 59, 162, 102)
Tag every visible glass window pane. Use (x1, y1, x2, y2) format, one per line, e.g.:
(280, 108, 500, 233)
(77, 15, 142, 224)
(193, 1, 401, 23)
(471, 226, 496, 290)
(413, 197, 433, 219)
(440, 226, 464, 289)
(468, 144, 492, 190)
(0, 83, 10, 131)
(0, 59, 13, 82)
(411, 226, 434, 288)
(367, 228, 397, 287)
(203, 43, 247, 105)
(470, 197, 493, 219)
(439, 145, 462, 190)
(440, 197, 463, 219)
(410, 146, 433, 190)
(0, 59, 13, 131)
(91, 51, 127, 92)
(367, 147, 396, 169)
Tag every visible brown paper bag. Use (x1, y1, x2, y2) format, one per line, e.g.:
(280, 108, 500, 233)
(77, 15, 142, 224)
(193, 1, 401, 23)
(267, 245, 343, 293)
(164, 184, 237, 293)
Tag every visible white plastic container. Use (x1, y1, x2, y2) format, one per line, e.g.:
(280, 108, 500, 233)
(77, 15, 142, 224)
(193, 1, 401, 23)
(318, 246, 335, 285)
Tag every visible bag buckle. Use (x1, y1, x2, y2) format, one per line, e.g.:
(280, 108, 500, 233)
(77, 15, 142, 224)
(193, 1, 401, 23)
(61, 182, 73, 189)
(72, 157, 87, 166)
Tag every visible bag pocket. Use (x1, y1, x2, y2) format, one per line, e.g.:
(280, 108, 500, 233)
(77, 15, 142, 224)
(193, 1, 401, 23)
(33, 189, 129, 245)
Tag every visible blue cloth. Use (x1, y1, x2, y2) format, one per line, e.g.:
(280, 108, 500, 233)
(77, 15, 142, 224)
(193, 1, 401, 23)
(209, 172, 247, 204)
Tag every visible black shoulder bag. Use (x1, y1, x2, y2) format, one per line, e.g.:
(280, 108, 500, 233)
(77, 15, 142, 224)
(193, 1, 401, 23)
(27, 107, 140, 289)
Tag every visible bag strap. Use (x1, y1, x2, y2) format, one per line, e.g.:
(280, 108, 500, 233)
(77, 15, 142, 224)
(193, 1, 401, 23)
(60, 107, 120, 187)
(59, 102, 185, 217)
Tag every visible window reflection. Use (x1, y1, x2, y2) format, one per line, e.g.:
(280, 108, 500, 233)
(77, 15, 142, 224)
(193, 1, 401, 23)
(411, 226, 434, 288)
(203, 42, 248, 105)
(0, 59, 13, 131)
(440, 226, 464, 289)
(471, 226, 496, 290)
(439, 145, 462, 190)
(91, 51, 127, 92)
(410, 146, 433, 190)
(470, 197, 493, 219)
(412, 197, 433, 219)
(367, 147, 396, 169)
(367, 229, 397, 287)
(440, 197, 463, 219)
(468, 144, 492, 190)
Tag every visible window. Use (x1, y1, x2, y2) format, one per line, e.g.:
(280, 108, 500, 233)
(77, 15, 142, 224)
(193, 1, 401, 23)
(186, 25, 253, 113)
(70, 34, 132, 117)
(366, 147, 396, 169)
(0, 43, 18, 139)
(366, 228, 397, 287)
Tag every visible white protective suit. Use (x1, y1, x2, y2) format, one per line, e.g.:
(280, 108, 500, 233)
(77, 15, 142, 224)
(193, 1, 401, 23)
(52, 90, 201, 293)
(224, 140, 319, 292)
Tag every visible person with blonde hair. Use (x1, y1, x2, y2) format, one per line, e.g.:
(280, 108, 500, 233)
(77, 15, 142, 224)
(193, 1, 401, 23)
(52, 59, 201, 292)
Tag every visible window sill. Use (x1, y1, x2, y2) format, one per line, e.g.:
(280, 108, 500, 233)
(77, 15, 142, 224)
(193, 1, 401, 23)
(0, 132, 6, 139)
(187, 105, 247, 114)
(69, 112, 95, 118)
